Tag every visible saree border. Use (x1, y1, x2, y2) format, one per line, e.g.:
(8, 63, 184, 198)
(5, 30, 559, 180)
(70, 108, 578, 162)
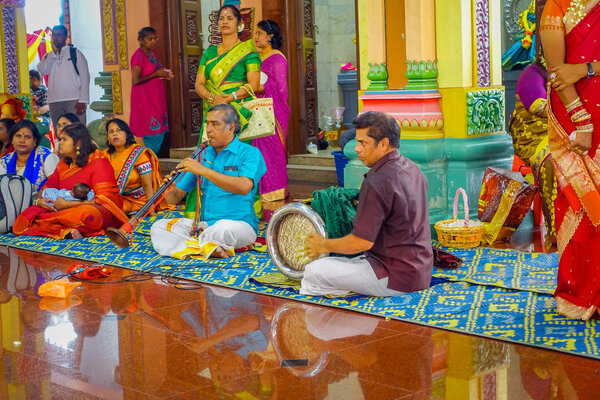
(116, 145, 144, 194)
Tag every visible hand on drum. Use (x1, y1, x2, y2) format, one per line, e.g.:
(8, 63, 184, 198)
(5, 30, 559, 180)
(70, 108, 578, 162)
(304, 233, 327, 258)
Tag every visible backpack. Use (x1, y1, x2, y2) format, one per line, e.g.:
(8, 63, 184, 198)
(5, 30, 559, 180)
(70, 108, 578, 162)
(68, 44, 80, 76)
(0, 174, 32, 234)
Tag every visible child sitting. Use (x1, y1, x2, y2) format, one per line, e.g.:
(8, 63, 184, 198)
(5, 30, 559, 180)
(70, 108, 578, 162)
(42, 183, 95, 203)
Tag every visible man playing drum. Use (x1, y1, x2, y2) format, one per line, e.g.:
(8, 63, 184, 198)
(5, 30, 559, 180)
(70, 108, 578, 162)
(150, 104, 266, 259)
(302, 111, 433, 296)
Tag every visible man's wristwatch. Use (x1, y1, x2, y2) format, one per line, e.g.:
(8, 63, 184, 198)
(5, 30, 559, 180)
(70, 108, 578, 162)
(587, 62, 595, 79)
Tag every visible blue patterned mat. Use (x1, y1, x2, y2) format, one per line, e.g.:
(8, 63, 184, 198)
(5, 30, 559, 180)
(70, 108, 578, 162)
(1, 212, 596, 359)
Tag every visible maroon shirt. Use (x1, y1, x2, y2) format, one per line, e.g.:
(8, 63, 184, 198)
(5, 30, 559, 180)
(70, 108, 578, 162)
(352, 151, 433, 292)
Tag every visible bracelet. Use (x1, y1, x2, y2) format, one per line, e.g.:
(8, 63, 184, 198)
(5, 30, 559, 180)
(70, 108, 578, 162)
(565, 97, 583, 113)
(208, 93, 215, 105)
(35, 198, 41, 206)
(232, 91, 238, 101)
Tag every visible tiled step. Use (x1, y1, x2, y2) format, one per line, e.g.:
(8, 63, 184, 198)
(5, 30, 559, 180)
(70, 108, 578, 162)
(158, 158, 180, 175)
(287, 164, 338, 185)
(170, 147, 197, 160)
(162, 147, 340, 186)
(288, 153, 336, 167)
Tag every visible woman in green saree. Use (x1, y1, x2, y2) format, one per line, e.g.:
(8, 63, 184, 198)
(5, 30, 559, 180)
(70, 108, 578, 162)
(188, 5, 261, 218)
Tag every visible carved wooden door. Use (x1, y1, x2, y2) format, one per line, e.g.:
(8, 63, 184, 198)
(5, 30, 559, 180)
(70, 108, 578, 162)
(282, 0, 318, 154)
(177, 0, 203, 147)
(150, 0, 203, 149)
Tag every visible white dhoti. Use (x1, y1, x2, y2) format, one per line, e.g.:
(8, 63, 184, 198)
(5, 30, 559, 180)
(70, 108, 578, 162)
(300, 255, 404, 297)
(150, 218, 257, 259)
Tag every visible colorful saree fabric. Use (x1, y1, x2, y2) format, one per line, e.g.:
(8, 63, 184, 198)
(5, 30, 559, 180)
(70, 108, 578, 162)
(186, 40, 261, 218)
(130, 48, 169, 138)
(542, 0, 600, 320)
(253, 52, 289, 220)
(508, 64, 556, 241)
(0, 146, 59, 195)
(198, 40, 261, 135)
(103, 145, 167, 213)
(13, 150, 128, 239)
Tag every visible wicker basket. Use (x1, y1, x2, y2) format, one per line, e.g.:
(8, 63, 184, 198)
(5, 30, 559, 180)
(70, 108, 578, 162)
(435, 188, 484, 248)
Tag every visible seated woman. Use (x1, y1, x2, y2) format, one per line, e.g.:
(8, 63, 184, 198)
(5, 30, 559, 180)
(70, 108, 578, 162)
(0, 118, 15, 157)
(13, 123, 128, 239)
(53, 113, 80, 151)
(0, 120, 59, 196)
(56, 113, 79, 136)
(102, 118, 166, 214)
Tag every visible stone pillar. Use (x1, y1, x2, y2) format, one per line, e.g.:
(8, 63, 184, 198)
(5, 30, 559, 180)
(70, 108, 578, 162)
(436, 0, 513, 218)
(0, 0, 32, 119)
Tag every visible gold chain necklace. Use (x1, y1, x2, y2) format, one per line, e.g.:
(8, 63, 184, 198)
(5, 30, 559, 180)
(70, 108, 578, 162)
(218, 39, 240, 55)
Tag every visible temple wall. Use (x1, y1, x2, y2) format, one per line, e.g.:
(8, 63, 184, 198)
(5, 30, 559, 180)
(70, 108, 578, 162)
(315, 0, 356, 126)
(0, 1, 32, 120)
(354, 0, 513, 223)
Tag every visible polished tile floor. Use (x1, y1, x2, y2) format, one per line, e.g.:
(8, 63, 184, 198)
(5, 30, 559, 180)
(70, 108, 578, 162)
(1, 228, 599, 399)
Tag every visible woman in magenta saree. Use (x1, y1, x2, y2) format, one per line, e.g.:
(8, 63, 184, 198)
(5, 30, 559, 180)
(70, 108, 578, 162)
(541, 0, 600, 319)
(253, 20, 289, 220)
(13, 123, 128, 239)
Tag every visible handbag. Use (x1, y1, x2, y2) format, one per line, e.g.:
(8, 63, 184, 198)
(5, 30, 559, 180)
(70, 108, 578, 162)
(237, 84, 276, 141)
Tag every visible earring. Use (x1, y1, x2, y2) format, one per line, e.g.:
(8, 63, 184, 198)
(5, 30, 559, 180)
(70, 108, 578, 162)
(76, 146, 80, 156)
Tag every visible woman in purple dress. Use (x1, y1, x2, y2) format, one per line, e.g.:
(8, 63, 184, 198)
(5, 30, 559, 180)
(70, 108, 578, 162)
(253, 20, 289, 221)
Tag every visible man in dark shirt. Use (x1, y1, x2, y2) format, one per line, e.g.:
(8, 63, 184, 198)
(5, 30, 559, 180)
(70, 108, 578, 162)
(301, 111, 433, 297)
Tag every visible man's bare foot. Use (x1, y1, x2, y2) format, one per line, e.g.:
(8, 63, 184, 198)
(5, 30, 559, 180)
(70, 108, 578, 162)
(211, 246, 230, 259)
(69, 229, 84, 239)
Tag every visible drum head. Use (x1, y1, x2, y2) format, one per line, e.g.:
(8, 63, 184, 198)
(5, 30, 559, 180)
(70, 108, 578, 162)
(270, 302, 329, 377)
(266, 202, 328, 280)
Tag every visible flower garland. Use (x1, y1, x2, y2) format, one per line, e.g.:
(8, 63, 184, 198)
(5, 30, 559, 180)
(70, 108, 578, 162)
(519, 3, 535, 50)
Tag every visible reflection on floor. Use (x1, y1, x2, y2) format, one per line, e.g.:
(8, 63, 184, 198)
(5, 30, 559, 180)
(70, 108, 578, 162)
(1, 230, 599, 400)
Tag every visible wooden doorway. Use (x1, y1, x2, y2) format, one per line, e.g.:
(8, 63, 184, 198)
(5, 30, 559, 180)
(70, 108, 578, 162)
(149, 0, 203, 149)
(280, 0, 318, 155)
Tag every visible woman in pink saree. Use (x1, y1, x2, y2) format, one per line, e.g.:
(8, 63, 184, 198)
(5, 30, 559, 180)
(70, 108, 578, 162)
(541, 0, 600, 319)
(253, 20, 289, 221)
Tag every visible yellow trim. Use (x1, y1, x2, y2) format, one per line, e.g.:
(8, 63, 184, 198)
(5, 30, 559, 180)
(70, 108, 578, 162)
(115, 0, 128, 69)
(15, 8, 28, 94)
(436, 0, 473, 88)
(245, 63, 261, 73)
(357, 0, 370, 90)
(528, 98, 547, 116)
(101, 0, 116, 64)
(166, 218, 182, 232)
(112, 71, 123, 115)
